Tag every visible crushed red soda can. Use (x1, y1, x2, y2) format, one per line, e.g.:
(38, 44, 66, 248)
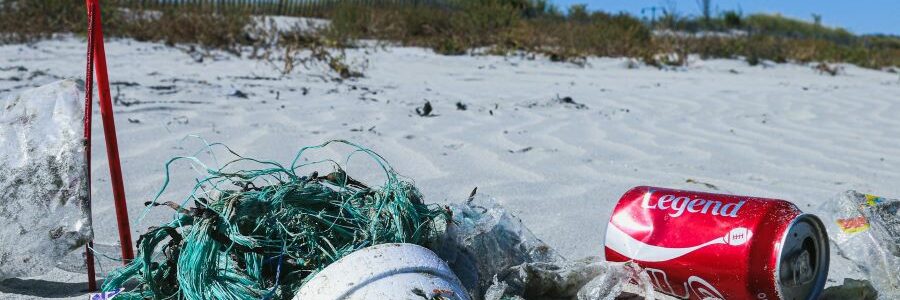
(604, 186, 829, 300)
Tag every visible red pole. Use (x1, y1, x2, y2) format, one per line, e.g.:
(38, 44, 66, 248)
(86, 0, 135, 265)
(83, 1, 97, 291)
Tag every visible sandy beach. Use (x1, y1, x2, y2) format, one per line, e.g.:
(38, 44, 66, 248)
(1, 36, 899, 299)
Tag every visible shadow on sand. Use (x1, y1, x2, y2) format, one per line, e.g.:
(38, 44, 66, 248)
(0, 278, 90, 298)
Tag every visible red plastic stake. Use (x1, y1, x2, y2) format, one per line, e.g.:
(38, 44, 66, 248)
(83, 0, 135, 291)
(87, 0, 135, 263)
(83, 1, 97, 291)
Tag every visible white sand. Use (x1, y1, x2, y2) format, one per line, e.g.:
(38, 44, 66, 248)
(1, 36, 899, 299)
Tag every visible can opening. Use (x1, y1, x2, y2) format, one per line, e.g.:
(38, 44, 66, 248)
(777, 215, 829, 300)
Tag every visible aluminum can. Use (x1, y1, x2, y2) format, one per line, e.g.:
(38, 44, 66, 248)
(604, 186, 828, 300)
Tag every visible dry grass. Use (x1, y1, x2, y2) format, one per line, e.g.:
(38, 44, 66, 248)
(117, 7, 254, 55)
(325, 2, 898, 68)
(0, 0, 93, 43)
(0, 0, 361, 78)
(1, 0, 897, 69)
(327, 2, 651, 62)
(0, 0, 254, 53)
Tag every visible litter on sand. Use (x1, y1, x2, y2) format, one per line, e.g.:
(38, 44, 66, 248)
(101, 140, 448, 300)
(431, 194, 654, 300)
(98, 140, 649, 300)
(821, 190, 900, 298)
(0, 80, 92, 280)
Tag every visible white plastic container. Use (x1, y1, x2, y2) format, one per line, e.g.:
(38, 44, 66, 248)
(295, 243, 470, 300)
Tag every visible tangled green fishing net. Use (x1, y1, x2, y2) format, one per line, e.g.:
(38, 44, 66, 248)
(101, 140, 448, 300)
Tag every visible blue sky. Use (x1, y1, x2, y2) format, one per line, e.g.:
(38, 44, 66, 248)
(549, 0, 899, 35)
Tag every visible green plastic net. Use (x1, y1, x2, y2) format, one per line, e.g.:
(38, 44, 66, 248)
(101, 140, 447, 300)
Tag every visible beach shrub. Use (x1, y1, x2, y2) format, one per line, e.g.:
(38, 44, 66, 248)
(120, 6, 254, 54)
(1, 1, 896, 69)
(0, 0, 109, 43)
(0, 0, 253, 53)
(723, 10, 742, 29)
(743, 14, 855, 44)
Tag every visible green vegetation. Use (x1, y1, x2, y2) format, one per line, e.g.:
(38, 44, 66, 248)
(0, 0, 897, 69)
(0, 1, 255, 53)
(325, 1, 897, 68)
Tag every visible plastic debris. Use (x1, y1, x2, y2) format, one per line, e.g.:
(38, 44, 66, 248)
(0, 80, 92, 280)
(431, 194, 655, 300)
(99, 140, 655, 300)
(100, 140, 447, 300)
(294, 243, 469, 300)
(820, 190, 900, 298)
(429, 193, 562, 298)
(576, 261, 654, 300)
